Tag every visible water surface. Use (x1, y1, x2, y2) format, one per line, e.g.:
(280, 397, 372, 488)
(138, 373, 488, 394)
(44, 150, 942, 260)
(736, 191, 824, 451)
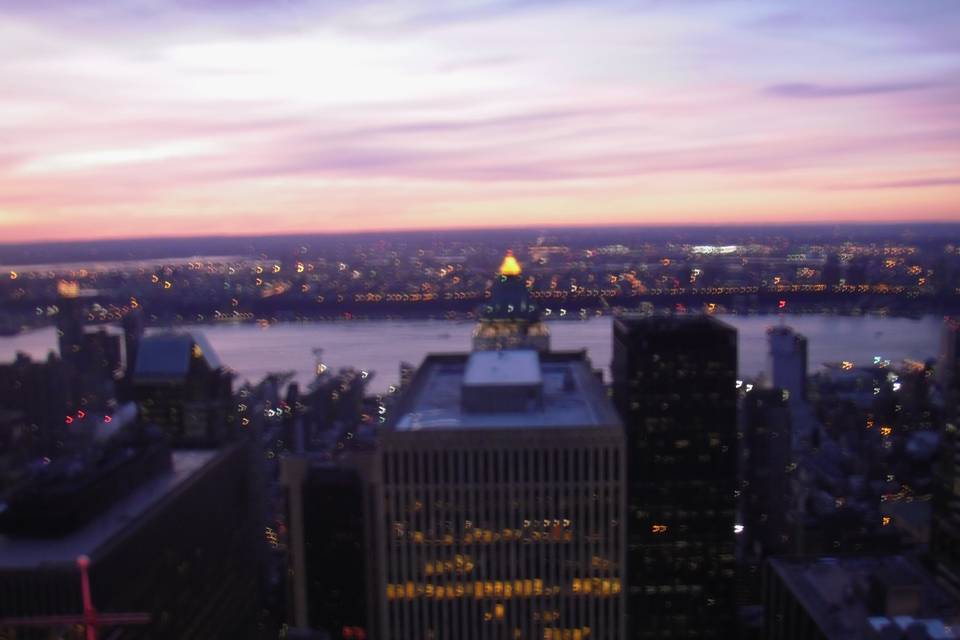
(0, 316, 943, 393)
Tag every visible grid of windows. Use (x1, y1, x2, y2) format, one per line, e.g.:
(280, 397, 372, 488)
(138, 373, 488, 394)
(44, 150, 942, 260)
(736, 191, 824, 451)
(378, 430, 624, 640)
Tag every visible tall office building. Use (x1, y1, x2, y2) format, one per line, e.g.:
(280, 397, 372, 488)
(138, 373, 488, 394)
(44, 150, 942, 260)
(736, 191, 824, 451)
(613, 315, 739, 638)
(378, 349, 624, 639)
(768, 325, 807, 403)
(472, 251, 550, 352)
(932, 317, 960, 596)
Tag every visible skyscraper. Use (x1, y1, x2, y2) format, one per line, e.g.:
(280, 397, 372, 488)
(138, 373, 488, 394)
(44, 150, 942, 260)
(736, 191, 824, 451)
(378, 349, 624, 639)
(613, 315, 738, 638)
(472, 251, 550, 352)
(932, 317, 960, 597)
(768, 325, 808, 404)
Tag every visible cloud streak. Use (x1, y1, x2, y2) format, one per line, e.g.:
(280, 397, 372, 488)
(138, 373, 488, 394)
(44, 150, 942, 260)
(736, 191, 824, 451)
(765, 81, 938, 99)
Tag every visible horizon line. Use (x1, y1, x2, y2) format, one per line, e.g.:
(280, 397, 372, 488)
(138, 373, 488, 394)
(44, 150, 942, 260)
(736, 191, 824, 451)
(5, 217, 960, 249)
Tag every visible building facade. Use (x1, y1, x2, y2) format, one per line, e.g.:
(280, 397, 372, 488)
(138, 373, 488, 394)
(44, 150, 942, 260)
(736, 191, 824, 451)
(613, 315, 739, 638)
(932, 317, 960, 596)
(378, 350, 624, 639)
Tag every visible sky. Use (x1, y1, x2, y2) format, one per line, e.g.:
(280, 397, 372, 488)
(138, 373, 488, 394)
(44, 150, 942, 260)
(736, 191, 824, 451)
(1, 0, 959, 242)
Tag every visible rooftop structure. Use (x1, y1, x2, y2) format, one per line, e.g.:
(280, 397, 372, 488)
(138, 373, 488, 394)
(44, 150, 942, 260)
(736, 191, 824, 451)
(0, 450, 216, 568)
(0, 444, 258, 639)
(133, 332, 222, 381)
(472, 250, 550, 352)
(393, 350, 618, 430)
(497, 250, 522, 277)
(765, 556, 960, 640)
(462, 349, 541, 387)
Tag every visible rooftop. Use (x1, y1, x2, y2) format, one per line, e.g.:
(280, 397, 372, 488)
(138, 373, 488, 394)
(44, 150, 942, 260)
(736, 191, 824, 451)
(463, 350, 541, 387)
(0, 450, 217, 569)
(769, 556, 960, 639)
(133, 331, 222, 380)
(393, 351, 620, 431)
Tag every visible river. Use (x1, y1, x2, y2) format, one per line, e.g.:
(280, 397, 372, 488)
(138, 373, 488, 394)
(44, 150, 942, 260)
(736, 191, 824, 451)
(0, 315, 945, 393)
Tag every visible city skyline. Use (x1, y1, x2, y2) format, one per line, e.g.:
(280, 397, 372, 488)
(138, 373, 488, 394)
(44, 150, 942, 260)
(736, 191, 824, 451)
(2, 0, 959, 243)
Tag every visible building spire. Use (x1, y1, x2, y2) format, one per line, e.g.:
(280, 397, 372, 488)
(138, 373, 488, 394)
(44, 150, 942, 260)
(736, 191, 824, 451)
(498, 250, 522, 277)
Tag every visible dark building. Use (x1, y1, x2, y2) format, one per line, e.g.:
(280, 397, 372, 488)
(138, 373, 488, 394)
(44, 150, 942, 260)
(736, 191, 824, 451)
(0, 442, 259, 639)
(764, 555, 959, 639)
(55, 280, 85, 370)
(51, 280, 123, 410)
(613, 314, 739, 638)
(122, 307, 146, 379)
(768, 325, 807, 404)
(0, 352, 72, 455)
(131, 332, 234, 446)
(740, 388, 792, 603)
(301, 368, 367, 452)
(76, 327, 123, 408)
(932, 317, 960, 597)
(282, 461, 375, 639)
(0, 409, 29, 493)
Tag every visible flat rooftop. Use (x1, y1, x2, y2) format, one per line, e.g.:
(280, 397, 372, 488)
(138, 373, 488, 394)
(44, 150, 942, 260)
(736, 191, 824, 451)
(0, 450, 217, 570)
(463, 350, 541, 387)
(769, 556, 960, 639)
(393, 351, 620, 431)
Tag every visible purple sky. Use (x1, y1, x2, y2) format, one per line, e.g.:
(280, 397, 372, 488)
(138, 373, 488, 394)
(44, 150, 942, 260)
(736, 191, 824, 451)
(1, 0, 959, 241)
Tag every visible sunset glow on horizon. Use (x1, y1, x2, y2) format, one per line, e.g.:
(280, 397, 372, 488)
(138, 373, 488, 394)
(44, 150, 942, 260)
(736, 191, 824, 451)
(2, 0, 959, 243)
